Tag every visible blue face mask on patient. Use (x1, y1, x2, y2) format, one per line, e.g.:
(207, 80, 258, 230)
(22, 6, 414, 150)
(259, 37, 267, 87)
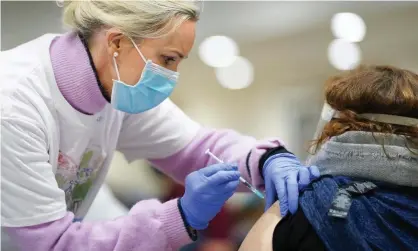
(111, 39, 179, 114)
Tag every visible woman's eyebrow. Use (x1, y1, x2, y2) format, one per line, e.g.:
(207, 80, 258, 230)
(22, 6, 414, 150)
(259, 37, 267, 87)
(166, 48, 187, 59)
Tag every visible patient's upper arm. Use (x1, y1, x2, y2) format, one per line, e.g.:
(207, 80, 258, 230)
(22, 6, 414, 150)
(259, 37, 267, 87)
(238, 203, 282, 251)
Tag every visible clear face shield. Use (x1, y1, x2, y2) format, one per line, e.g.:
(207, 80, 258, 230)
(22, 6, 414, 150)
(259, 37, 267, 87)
(312, 103, 337, 141)
(306, 103, 336, 164)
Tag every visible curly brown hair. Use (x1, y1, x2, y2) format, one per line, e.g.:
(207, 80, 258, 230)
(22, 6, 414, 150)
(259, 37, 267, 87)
(311, 65, 418, 153)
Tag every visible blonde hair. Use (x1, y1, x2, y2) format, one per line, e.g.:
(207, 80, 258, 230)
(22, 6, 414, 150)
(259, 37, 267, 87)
(62, 0, 200, 40)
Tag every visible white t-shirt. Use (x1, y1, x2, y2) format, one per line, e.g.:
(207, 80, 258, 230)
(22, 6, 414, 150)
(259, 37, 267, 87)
(0, 34, 200, 227)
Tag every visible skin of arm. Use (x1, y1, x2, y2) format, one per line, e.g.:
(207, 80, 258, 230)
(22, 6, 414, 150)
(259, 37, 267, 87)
(238, 203, 282, 251)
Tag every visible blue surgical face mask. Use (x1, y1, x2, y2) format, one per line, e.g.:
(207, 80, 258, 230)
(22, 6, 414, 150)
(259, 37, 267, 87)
(111, 39, 179, 114)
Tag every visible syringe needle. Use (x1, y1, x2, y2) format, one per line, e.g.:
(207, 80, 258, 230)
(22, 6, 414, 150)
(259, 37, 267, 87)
(238, 177, 265, 199)
(205, 149, 265, 199)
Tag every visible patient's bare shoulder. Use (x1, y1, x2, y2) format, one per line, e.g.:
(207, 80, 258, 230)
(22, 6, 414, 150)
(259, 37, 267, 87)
(238, 203, 282, 251)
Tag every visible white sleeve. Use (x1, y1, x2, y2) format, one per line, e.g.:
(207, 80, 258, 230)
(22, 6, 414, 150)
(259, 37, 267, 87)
(1, 97, 67, 227)
(116, 99, 201, 162)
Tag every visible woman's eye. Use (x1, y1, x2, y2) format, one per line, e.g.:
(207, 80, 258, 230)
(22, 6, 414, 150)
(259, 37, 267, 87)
(162, 56, 176, 65)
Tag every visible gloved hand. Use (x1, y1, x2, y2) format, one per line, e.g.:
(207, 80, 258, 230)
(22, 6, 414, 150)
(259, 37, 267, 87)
(263, 153, 320, 216)
(180, 163, 241, 230)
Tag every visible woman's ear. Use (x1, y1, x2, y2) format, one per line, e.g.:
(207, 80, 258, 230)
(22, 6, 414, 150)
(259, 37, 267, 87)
(105, 28, 124, 56)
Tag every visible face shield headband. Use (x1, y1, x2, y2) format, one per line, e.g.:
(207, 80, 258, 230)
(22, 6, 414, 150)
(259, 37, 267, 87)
(312, 103, 418, 142)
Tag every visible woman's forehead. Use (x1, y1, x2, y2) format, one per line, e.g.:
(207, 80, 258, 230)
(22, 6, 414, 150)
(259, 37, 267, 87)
(147, 20, 196, 55)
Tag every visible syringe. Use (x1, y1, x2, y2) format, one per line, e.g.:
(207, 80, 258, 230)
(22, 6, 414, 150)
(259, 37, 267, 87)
(205, 149, 265, 199)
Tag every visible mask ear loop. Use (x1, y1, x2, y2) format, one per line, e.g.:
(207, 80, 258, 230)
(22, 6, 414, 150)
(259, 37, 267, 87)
(112, 52, 121, 81)
(129, 38, 147, 63)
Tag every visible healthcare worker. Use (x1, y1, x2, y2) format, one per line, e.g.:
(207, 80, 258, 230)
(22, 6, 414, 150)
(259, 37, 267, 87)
(0, 1, 319, 250)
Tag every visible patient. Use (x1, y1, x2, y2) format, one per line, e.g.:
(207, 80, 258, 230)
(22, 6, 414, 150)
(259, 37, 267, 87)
(240, 65, 418, 251)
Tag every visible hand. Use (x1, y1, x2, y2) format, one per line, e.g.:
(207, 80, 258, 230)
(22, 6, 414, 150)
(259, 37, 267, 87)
(263, 153, 320, 216)
(180, 163, 240, 230)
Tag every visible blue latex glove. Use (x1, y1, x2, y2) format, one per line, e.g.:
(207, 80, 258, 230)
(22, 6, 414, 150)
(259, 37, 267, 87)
(263, 153, 320, 216)
(180, 163, 241, 230)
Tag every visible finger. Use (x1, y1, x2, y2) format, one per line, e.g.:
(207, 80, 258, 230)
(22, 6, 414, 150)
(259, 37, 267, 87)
(208, 170, 241, 185)
(286, 173, 299, 215)
(298, 167, 310, 190)
(275, 177, 288, 216)
(219, 180, 240, 193)
(200, 163, 238, 177)
(264, 180, 276, 211)
(309, 165, 320, 179)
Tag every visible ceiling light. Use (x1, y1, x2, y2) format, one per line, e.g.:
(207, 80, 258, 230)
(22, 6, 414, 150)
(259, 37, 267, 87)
(331, 12, 366, 43)
(199, 35, 239, 68)
(215, 56, 254, 90)
(328, 39, 361, 70)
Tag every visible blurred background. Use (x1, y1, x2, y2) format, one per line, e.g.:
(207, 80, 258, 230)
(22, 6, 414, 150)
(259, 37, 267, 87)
(2, 1, 418, 250)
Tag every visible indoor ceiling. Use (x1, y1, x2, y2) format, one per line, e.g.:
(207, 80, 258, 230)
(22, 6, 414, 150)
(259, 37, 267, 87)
(195, 1, 417, 44)
(2, 1, 417, 50)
